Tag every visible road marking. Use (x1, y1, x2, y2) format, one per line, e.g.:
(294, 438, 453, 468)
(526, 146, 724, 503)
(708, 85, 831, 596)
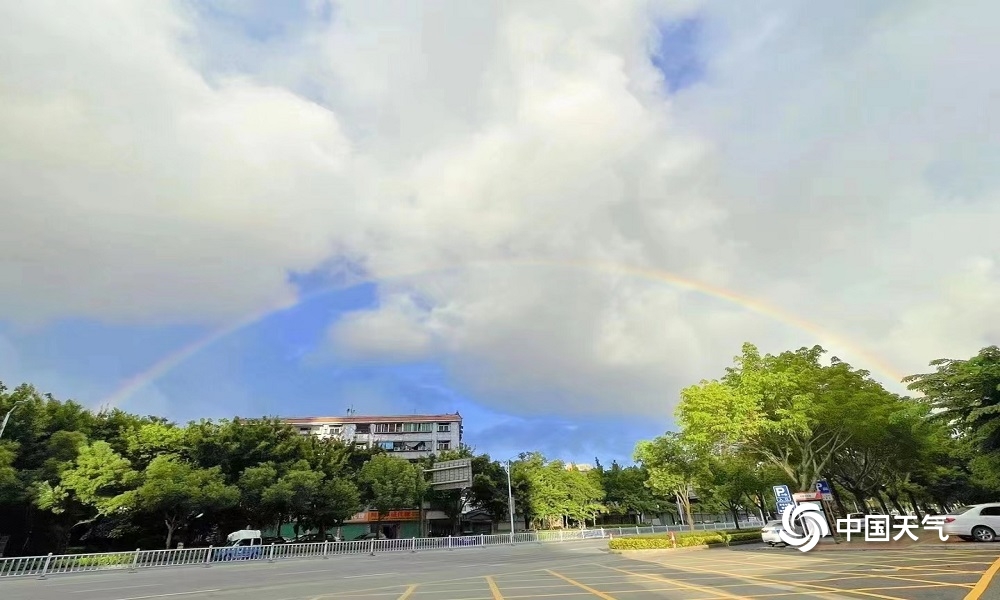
(545, 570, 617, 599)
(668, 550, 983, 590)
(485, 576, 504, 599)
(631, 560, 907, 600)
(599, 564, 746, 599)
(966, 553, 1000, 600)
(111, 591, 221, 600)
(397, 584, 418, 599)
(71, 584, 159, 594)
(346, 572, 397, 579)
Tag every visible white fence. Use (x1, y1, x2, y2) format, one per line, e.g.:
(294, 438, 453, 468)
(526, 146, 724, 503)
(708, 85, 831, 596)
(0, 522, 755, 580)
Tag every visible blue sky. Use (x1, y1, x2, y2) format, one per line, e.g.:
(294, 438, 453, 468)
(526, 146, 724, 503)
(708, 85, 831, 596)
(3, 2, 996, 467)
(0, 279, 667, 464)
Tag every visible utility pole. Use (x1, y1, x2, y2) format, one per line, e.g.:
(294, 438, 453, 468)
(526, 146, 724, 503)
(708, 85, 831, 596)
(505, 460, 516, 541)
(0, 400, 27, 440)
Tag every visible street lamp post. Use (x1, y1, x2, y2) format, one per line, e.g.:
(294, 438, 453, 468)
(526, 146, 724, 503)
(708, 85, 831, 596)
(504, 460, 516, 542)
(0, 400, 27, 441)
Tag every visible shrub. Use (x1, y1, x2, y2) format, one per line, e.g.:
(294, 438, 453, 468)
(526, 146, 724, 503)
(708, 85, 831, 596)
(608, 528, 762, 550)
(74, 553, 133, 568)
(609, 533, 725, 550)
(728, 531, 762, 543)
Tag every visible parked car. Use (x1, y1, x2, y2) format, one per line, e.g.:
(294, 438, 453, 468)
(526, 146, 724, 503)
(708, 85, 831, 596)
(214, 529, 264, 561)
(761, 519, 804, 546)
(261, 536, 287, 545)
(353, 532, 387, 540)
(941, 503, 1000, 542)
(293, 532, 342, 543)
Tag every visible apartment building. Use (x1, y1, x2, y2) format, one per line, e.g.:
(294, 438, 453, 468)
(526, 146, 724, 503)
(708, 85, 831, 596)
(284, 413, 463, 461)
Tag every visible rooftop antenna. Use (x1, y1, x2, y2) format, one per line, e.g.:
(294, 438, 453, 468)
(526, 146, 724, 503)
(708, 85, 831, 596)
(346, 405, 356, 416)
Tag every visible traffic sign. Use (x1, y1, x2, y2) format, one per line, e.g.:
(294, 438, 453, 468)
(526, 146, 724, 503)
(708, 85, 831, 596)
(424, 458, 472, 490)
(816, 480, 833, 501)
(773, 484, 795, 515)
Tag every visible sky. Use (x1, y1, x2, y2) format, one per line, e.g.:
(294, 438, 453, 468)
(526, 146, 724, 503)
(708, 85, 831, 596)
(1, 0, 999, 465)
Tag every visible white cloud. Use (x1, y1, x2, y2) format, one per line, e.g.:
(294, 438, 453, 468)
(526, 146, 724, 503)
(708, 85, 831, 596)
(2, 0, 999, 418)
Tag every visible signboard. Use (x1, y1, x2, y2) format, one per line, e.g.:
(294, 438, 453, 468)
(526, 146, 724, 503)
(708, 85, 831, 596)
(816, 480, 833, 501)
(347, 510, 421, 523)
(425, 458, 472, 490)
(793, 491, 823, 502)
(773, 484, 795, 515)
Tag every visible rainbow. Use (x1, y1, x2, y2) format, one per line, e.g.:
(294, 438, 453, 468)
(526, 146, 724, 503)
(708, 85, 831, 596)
(97, 258, 905, 409)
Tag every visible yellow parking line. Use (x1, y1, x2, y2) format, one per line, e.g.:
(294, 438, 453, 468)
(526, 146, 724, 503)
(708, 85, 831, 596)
(600, 565, 747, 599)
(397, 584, 418, 600)
(485, 576, 505, 599)
(545, 570, 617, 599)
(610, 561, 907, 600)
(966, 554, 1000, 600)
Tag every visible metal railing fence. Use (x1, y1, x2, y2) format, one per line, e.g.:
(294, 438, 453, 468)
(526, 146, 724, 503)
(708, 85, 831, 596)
(0, 521, 756, 580)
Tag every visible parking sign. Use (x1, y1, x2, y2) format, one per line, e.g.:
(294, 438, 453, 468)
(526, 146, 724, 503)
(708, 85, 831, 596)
(816, 480, 833, 501)
(773, 484, 795, 515)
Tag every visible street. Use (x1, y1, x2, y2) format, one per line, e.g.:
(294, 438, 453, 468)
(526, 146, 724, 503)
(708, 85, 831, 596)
(1, 540, 998, 599)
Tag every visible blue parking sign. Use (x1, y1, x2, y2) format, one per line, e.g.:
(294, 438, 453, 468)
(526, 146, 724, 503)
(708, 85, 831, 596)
(816, 480, 833, 500)
(773, 484, 795, 515)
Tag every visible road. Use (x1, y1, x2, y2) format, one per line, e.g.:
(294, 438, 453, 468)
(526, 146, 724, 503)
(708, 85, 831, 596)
(1, 540, 998, 599)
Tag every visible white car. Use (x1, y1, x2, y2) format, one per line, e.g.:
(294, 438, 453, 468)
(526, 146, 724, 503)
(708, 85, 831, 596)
(941, 503, 1000, 542)
(761, 519, 804, 546)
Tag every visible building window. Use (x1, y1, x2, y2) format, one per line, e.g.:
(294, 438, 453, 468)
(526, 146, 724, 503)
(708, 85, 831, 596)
(373, 422, 433, 433)
(437, 423, 450, 432)
(437, 441, 451, 451)
(355, 424, 370, 434)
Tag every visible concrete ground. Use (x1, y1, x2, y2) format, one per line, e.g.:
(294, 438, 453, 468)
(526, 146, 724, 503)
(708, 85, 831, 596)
(0, 540, 998, 600)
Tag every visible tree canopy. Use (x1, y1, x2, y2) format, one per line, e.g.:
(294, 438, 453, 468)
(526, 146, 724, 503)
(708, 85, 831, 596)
(3, 341, 998, 554)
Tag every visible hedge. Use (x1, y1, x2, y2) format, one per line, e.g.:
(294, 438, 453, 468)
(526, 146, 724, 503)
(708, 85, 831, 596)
(608, 529, 762, 551)
(74, 553, 134, 568)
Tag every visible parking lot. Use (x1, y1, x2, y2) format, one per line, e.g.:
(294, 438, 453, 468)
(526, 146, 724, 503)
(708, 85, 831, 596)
(0, 540, 997, 600)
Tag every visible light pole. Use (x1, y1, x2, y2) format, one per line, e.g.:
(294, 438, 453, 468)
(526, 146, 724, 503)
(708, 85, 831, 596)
(504, 460, 516, 542)
(0, 400, 27, 440)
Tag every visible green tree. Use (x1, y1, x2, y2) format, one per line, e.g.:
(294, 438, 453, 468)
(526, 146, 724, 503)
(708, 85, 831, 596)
(309, 478, 361, 539)
(236, 463, 281, 528)
(904, 346, 1000, 453)
(467, 456, 512, 526)
(601, 462, 666, 523)
(117, 455, 239, 549)
(697, 451, 761, 529)
(262, 460, 323, 539)
(358, 455, 426, 528)
(633, 432, 704, 531)
(677, 343, 893, 491)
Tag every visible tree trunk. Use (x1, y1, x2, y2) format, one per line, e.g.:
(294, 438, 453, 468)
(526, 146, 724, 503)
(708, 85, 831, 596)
(165, 517, 177, 550)
(829, 484, 847, 518)
(678, 495, 694, 531)
(886, 493, 905, 515)
(850, 489, 868, 513)
(875, 493, 890, 515)
(730, 507, 741, 529)
(754, 494, 768, 521)
(906, 491, 923, 522)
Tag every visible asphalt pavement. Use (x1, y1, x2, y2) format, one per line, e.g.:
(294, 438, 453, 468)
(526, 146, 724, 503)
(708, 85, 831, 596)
(1, 539, 998, 599)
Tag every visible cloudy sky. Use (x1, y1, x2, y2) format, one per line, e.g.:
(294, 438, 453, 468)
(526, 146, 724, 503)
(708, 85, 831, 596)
(2, 0, 998, 464)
